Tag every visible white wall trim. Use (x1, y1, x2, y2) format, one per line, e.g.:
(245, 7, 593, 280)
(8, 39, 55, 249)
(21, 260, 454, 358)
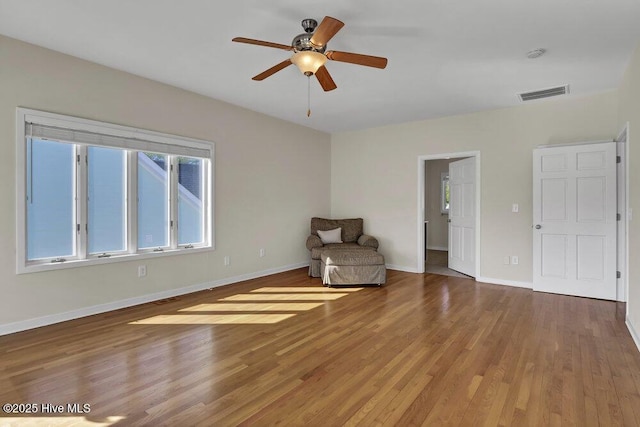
(476, 276, 533, 290)
(536, 139, 614, 149)
(387, 264, 420, 274)
(626, 318, 640, 353)
(0, 262, 308, 337)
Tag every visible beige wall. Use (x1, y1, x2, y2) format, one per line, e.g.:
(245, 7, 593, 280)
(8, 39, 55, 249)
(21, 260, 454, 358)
(2, 33, 638, 338)
(425, 158, 457, 250)
(618, 43, 640, 339)
(0, 36, 331, 330)
(331, 91, 619, 280)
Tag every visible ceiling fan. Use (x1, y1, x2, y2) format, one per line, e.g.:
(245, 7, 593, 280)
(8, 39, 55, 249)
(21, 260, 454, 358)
(232, 16, 388, 92)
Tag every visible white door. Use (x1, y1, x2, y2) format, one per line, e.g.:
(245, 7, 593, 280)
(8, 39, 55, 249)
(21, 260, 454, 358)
(533, 142, 617, 300)
(448, 157, 475, 276)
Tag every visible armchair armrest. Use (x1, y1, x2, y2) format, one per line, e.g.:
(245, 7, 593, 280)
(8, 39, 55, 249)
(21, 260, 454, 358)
(358, 234, 379, 249)
(306, 235, 324, 251)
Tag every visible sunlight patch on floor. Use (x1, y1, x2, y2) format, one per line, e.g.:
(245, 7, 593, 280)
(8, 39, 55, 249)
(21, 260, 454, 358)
(130, 286, 363, 325)
(0, 416, 125, 426)
(130, 313, 296, 325)
(180, 302, 324, 312)
(221, 293, 350, 301)
(251, 287, 364, 293)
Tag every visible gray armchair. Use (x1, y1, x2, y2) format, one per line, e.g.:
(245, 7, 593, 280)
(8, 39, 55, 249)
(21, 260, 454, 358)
(306, 217, 379, 277)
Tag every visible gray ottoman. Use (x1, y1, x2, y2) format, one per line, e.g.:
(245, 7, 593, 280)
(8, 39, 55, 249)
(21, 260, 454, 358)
(321, 249, 386, 286)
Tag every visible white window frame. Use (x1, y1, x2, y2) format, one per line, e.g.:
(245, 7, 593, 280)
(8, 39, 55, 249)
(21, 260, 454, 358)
(441, 172, 450, 214)
(16, 108, 215, 274)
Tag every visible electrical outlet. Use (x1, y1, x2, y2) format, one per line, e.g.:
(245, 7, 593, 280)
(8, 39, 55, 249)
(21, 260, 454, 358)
(512, 203, 519, 213)
(224, 256, 230, 266)
(259, 248, 265, 258)
(511, 256, 519, 265)
(138, 265, 147, 277)
(503, 256, 510, 265)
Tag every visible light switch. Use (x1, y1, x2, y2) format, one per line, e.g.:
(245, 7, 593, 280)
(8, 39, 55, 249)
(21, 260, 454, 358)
(512, 203, 519, 213)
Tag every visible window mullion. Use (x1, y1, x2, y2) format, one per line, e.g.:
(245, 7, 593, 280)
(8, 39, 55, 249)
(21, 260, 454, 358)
(129, 151, 138, 254)
(77, 145, 88, 260)
(170, 156, 178, 249)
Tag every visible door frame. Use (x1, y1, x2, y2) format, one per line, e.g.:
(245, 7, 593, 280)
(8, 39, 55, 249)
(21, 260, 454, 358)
(417, 151, 481, 275)
(617, 123, 630, 304)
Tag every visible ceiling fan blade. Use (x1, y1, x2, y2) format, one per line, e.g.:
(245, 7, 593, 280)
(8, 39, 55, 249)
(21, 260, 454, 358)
(315, 66, 337, 92)
(326, 50, 388, 69)
(252, 59, 293, 81)
(310, 16, 344, 47)
(232, 37, 293, 51)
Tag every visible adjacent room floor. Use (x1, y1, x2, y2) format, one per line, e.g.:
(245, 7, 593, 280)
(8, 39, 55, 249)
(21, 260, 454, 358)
(425, 249, 473, 279)
(1, 268, 639, 426)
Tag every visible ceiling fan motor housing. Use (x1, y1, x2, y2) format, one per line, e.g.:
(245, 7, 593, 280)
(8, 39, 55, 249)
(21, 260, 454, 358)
(301, 19, 317, 33)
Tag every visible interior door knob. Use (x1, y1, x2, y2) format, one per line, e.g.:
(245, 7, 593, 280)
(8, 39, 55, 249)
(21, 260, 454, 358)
(535, 224, 542, 229)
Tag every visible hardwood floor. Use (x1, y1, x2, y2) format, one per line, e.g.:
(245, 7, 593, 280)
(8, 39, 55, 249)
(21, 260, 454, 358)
(1, 268, 640, 426)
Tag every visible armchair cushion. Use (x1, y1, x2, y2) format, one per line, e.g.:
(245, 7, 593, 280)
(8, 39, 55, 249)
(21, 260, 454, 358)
(311, 243, 366, 260)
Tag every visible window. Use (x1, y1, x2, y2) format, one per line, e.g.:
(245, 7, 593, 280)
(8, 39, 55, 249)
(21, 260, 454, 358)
(88, 146, 127, 254)
(137, 152, 170, 250)
(441, 172, 450, 214)
(178, 157, 205, 246)
(17, 108, 214, 273)
(26, 139, 76, 261)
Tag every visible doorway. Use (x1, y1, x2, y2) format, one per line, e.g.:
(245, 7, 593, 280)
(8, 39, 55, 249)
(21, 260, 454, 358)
(417, 151, 481, 276)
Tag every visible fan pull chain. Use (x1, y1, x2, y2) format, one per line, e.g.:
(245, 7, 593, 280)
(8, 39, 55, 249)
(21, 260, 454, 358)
(307, 75, 311, 117)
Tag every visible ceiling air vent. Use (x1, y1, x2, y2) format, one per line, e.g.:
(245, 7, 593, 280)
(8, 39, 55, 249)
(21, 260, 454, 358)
(519, 85, 569, 102)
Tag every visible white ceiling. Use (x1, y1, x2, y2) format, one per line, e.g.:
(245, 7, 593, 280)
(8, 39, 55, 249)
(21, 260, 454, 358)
(1, 0, 640, 133)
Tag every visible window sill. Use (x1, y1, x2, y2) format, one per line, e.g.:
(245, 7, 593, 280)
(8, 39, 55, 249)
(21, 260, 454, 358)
(17, 246, 214, 274)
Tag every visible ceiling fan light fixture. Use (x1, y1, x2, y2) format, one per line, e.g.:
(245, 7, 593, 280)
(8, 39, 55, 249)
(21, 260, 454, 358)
(291, 51, 327, 75)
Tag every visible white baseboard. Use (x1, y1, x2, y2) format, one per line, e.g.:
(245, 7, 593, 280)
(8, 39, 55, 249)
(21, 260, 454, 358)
(475, 276, 533, 289)
(426, 246, 448, 251)
(626, 318, 640, 353)
(386, 264, 420, 274)
(0, 262, 309, 337)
